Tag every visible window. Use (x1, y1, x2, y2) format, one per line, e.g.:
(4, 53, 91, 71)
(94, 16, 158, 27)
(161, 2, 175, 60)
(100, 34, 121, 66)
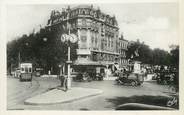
(25, 67, 28, 73)
(81, 55, 87, 58)
(82, 19, 86, 25)
(92, 53, 97, 61)
(81, 36, 87, 42)
(91, 35, 94, 44)
(80, 29, 87, 42)
(104, 39, 107, 47)
(108, 37, 111, 48)
(29, 68, 32, 73)
(81, 44, 87, 49)
(95, 34, 98, 44)
(82, 9, 86, 15)
(81, 29, 86, 34)
(21, 68, 24, 72)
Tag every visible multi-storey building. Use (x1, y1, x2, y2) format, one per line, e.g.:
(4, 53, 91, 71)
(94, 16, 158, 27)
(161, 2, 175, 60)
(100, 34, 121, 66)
(47, 5, 120, 71)
(118, 34, 129, 68)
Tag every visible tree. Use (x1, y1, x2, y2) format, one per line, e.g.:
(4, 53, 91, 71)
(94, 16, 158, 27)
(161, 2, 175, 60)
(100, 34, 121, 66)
(152, 48, 170, 65)
(126, 39, 174, 66)
(170, 45, 179, 68)
(7, 25, 78, 74)
(126, 39, 153, 64)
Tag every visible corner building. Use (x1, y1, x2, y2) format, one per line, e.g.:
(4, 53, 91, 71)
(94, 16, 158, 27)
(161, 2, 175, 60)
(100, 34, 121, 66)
(47, 5, 120, 72)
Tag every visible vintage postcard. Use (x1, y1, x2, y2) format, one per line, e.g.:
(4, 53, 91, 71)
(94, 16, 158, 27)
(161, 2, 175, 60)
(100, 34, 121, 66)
(0, 0, 183, 114)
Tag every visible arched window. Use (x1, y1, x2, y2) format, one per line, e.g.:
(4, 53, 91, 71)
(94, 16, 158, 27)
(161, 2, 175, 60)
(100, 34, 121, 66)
(82, 9, 86, 15)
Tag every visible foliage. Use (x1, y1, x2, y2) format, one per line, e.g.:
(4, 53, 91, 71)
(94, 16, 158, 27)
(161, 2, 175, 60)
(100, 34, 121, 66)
(170, 45, 179, 68)
(7, 26, 78, 74)
(126, 39, 179, 67)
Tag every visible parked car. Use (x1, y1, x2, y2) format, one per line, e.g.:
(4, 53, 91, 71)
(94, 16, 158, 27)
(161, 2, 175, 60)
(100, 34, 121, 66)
(74, 72, 92, 82)
(93, 73, 104, 81)
(115, 73, 144, 86)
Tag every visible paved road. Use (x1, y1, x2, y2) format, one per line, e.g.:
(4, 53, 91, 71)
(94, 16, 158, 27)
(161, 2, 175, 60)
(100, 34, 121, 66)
(7, 77, 39, 109)
(7, 77, 173, 110)
(7, 77, 60, 109)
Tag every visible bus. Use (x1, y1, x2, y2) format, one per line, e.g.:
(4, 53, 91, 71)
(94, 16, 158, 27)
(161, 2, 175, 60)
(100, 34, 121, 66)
(19, 63, 33, 81)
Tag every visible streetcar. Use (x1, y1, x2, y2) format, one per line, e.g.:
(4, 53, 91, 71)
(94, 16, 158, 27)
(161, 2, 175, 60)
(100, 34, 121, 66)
(19, 63, 33, 81)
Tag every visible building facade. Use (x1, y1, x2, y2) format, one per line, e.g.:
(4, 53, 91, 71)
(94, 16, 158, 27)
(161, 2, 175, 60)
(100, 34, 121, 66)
(47, 5, 120, 68)
(118, 35, 129, 68)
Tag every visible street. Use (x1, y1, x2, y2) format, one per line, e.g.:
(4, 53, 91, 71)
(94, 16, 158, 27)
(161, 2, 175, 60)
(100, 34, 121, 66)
(7, 76, 175, 110)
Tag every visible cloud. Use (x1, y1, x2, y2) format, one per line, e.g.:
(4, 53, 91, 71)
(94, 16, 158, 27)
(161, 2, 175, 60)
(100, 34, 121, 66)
(146, 16, 170, 30)
(7, 5, 51, 41)
(119, 16, 178, 51)
(6, 5, 178, 51)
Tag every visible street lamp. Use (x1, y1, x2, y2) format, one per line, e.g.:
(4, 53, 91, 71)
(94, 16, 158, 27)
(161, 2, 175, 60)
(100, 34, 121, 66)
(43, 37, 48, 42)
(60, 33, 78, 89)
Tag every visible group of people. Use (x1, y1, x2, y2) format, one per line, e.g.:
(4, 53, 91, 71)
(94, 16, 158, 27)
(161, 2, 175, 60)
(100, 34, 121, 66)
(156, 66, 178, 85)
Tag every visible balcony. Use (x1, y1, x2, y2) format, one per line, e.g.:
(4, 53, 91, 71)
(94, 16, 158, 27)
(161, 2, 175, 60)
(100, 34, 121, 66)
(77, 49, 91, 55)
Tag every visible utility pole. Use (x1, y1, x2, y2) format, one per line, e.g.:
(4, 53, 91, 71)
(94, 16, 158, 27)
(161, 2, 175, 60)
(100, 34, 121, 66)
(66, 10, 71, 89)
(18, 51, 21, 68)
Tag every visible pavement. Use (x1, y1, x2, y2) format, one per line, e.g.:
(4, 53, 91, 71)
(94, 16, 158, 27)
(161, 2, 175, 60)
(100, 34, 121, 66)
(24, 87, 103, 105)
(7, 76, 176, 110)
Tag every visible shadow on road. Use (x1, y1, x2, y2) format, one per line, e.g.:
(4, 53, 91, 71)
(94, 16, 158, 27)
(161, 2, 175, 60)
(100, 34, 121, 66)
(106, 95, 179, 110)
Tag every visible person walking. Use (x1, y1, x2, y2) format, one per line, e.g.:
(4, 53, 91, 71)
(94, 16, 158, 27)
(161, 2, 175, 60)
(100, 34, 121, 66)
(59, 75, 68, 92)
(63, 75, 68, 91)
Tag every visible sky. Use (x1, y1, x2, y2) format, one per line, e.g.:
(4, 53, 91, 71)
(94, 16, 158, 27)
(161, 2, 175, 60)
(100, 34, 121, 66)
(6, 3, 179, 51)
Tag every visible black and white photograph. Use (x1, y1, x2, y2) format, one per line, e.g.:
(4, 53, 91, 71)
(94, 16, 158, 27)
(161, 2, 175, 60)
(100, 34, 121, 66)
(1, 0, 182, 112)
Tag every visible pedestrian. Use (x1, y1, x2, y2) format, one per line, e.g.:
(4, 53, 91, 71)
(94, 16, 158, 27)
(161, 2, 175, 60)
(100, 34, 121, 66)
(63, 75, 68, 91)
(59, 75, 68, 92)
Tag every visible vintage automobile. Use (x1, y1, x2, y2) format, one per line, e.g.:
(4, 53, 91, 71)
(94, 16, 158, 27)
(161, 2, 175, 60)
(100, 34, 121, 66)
(115, 73, 144, 86)
(74, 72, 92, 82)
(115, 61, 144, 86)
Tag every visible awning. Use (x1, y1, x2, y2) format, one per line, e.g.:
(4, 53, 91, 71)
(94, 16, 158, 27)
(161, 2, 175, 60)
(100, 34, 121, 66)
(73, 60, 106, 67)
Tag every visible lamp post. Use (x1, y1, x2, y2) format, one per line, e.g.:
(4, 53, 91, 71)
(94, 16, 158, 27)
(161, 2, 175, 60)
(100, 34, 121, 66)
(43, 37, 48, 42)
(61, 33, 78, 89)
(60, 9, 78, 89)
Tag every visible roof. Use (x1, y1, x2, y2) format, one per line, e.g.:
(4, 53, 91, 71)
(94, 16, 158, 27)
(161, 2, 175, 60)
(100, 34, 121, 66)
(71, 5, 92, 10)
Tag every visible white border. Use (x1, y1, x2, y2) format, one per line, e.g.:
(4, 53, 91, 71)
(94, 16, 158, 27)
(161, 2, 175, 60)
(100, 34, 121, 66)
(0, 0, 184, 115)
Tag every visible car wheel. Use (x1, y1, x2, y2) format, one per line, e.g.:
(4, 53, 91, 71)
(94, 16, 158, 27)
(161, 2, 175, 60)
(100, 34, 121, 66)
(119, 80, 124, 85)
(135, 81, 139, 85)
(169, 86, 177, 93)
(131, 81, 137, 87)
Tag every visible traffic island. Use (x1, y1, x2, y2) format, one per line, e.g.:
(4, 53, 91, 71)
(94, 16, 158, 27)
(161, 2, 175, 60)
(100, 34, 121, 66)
(24, 87, 103, 105)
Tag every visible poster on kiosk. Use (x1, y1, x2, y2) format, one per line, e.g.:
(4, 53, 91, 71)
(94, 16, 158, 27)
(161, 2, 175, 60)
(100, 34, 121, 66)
(133, 61, 141, 74)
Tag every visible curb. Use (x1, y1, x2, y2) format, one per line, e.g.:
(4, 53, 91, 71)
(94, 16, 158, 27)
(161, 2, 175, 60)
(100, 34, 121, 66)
(24, 88, 103, 105)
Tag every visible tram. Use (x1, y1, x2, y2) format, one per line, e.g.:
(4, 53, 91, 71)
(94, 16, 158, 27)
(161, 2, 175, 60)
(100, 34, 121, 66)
(19, 63, 33, 81)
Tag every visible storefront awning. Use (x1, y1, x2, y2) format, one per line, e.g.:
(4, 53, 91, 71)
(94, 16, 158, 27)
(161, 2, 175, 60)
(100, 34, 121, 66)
(73, 60, 106, 67)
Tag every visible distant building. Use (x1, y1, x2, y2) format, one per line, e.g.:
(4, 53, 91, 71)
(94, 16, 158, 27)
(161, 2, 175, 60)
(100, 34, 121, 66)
(118, 34, 129, 68)
(47, 5, 120, 72)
